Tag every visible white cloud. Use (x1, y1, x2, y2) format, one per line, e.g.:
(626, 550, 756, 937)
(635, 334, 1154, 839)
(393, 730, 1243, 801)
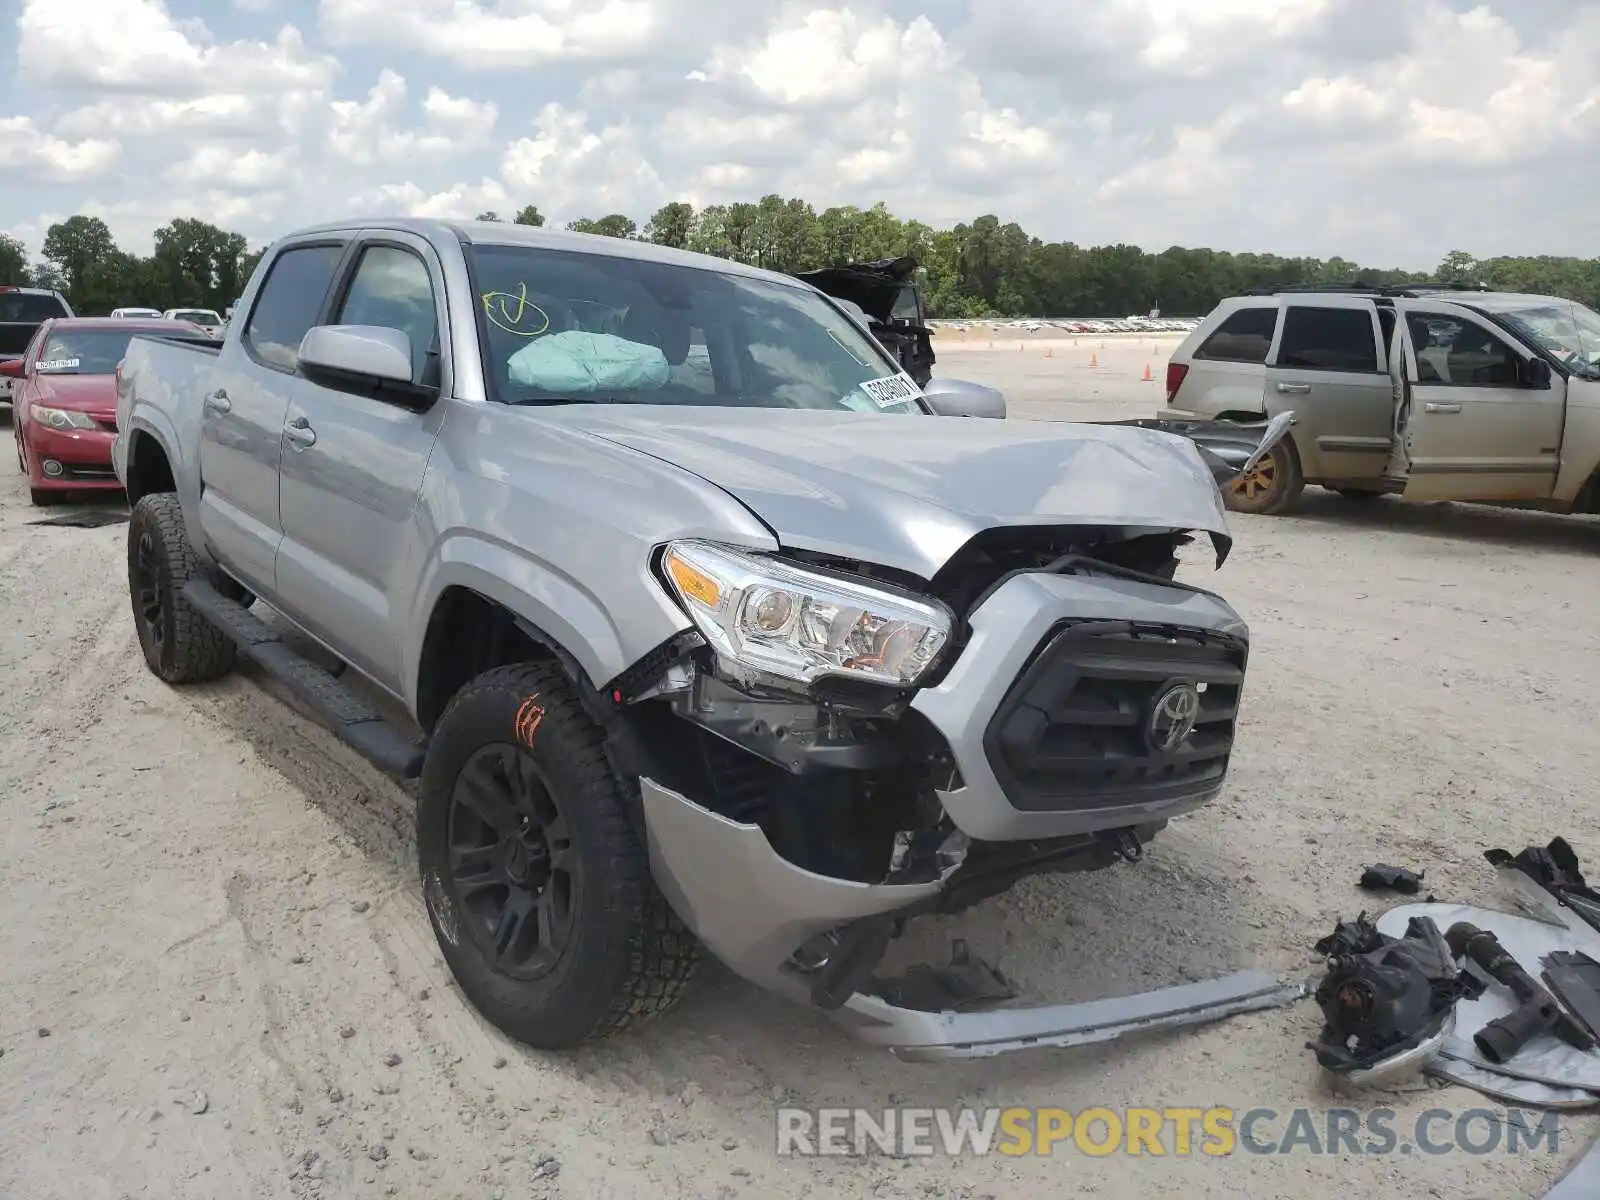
(326, 69, 498, 165)
(501, 103, 664, 216)
(4, 0, 1600, 267)
(318, 0, 661, 67)
(0, 118, 120, 182)
(18, 0, 336, 96)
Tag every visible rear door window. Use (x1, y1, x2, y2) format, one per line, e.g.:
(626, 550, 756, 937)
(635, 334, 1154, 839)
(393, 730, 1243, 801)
(245, 244, 346, 372)
(1275, 306, 1380, 372)
(1194, 306, 1277, 363)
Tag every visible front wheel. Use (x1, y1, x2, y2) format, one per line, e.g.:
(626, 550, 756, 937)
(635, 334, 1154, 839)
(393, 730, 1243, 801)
(417, 662, 698, 1049)
(1223, 438, 1305, 515)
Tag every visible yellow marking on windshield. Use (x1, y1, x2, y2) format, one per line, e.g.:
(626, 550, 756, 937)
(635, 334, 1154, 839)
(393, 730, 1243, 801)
(482, 282, 550, 337)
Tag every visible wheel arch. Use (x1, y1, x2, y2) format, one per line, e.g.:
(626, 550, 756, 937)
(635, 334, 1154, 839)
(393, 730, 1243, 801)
(124, 426, 178, 505)
(410, 535, 699, 733)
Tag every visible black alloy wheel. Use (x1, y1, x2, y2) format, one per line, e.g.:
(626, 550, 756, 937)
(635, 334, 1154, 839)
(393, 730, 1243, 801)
(134, 528, 166, 654)
(447, 744, 579, 980)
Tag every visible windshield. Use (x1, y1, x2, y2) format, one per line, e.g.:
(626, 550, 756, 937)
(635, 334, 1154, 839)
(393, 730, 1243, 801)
(467, 244, 924, 413)
(1492, 300, 1600, 380)
(0, 292, 70, 351)
(0, 292, 69, 323)
(171, 310, 220, 326)
(35, 329, 143, 375)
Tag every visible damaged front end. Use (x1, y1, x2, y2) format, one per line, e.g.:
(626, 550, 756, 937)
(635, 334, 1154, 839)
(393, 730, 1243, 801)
(609, 509, 1302, 1057)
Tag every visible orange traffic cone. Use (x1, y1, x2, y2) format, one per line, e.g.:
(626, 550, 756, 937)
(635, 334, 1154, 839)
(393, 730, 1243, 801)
(1141, 363, 1154, 382)
(1089, 352, 1098, 368)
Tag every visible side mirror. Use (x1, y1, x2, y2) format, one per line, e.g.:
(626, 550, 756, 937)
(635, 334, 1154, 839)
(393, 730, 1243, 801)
(298, 325, 432, 407)
(1521, 358, 1552, 389)
(0, 358, 24, 379)
(920, 376, 1006, 419)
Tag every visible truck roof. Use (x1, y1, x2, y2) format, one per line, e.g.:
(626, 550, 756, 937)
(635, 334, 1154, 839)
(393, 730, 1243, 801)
(284, 217, 805, 290)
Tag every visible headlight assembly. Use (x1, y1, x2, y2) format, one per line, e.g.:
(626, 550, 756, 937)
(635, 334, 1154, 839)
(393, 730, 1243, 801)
(32, 405, 97, 431)
(660, 539, 952, 688)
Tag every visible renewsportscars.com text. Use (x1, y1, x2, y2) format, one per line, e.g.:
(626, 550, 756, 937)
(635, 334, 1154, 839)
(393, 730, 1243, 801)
(775, 1106, 1565, 1158)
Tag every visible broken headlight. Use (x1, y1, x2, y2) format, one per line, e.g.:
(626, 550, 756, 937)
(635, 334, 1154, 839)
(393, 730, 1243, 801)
(660, 539, 952, 688)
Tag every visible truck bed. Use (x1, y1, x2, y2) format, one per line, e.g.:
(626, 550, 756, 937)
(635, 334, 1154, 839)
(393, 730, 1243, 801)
(131, 332, 223, 356)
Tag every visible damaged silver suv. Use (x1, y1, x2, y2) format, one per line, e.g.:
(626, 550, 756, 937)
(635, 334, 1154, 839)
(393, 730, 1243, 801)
(114, 218, 1295, 1058)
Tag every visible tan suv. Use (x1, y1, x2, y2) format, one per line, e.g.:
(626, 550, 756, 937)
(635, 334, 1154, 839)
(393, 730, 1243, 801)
(1161, 284, 1600, 517)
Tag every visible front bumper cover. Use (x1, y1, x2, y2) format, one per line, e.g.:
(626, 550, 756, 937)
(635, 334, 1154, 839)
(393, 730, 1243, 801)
(641, 778, 1303, 1059)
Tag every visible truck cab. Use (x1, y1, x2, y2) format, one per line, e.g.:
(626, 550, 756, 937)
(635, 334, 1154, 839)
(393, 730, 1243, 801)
(1162, 284, 1600, 516)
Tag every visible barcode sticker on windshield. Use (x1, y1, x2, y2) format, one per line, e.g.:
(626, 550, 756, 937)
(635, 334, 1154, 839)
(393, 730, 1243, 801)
(859, 372, 921, 408)
(38, 358, 78, 371)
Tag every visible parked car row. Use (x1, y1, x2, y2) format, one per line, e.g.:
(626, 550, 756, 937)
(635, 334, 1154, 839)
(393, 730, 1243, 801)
(112, 306, 225, 334)
(933, 316, 1202, 335)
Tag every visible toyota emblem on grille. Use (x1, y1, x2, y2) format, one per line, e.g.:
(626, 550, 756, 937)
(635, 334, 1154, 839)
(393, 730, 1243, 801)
(1147, 682, 1200, 753)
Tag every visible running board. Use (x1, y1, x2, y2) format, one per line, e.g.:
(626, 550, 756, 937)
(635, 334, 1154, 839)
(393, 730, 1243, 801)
(182, 580, 426, 779)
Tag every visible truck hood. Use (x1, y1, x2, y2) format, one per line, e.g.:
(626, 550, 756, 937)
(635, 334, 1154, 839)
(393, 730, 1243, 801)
(540, 406, 1232, 579)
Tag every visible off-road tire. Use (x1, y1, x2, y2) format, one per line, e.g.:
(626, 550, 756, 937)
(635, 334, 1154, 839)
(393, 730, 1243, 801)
(127, 492, 238, 683)
(417, 662, 698, 1048)
(1223, 437, 1305, 516)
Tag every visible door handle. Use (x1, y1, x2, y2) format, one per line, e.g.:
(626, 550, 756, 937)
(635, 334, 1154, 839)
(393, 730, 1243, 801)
(283, 416, 317, 448)
(1275, 382, 1312, 394)
(1423, 402, 1462, 414)
(204, 389, 231, 414)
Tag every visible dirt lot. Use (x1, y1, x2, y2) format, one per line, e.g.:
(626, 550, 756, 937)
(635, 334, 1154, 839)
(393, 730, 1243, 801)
(3, 338, 1599, 1199)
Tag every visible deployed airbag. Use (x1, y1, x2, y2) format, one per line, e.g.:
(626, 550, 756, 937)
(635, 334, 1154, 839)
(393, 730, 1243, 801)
(508, 330, 670, 394)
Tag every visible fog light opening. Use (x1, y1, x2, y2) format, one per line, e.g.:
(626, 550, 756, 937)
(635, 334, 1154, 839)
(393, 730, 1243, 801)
(41, 459, 64, 477)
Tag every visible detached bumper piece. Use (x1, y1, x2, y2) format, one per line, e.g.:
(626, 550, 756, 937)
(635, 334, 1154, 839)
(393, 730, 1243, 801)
(837, 968, 1303, 1062)
(640, 778, 1304, 1060)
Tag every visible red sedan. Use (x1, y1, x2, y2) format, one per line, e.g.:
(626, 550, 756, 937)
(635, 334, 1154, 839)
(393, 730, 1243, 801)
(5, 317, 203, 505)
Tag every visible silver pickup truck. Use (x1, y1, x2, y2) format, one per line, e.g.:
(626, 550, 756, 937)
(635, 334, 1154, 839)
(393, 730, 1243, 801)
(114, 219, 1295, 1058)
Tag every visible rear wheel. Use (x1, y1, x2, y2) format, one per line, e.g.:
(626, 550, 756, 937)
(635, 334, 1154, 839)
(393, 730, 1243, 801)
(1223, 438, 1304, 515)
(417, 662, 698, 1049)
(127, 492, 238, 683)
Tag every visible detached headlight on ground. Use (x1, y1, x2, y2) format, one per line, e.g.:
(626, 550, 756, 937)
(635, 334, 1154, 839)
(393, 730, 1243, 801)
(32, 406, 96, 431)
(661, 539, 952, 688)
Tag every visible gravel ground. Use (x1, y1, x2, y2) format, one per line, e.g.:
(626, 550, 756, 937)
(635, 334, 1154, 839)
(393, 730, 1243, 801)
(2, 336, 1598, 1199)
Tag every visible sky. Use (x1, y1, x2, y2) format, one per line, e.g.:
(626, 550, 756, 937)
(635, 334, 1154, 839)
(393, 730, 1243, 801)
(3, 0, 1598, 268)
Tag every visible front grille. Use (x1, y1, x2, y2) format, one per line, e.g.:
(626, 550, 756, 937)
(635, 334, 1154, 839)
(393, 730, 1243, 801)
(983, 619, 1246, 812)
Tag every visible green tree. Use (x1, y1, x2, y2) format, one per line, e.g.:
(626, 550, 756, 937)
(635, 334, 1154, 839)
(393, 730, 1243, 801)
(644, 201, 694, 249)
(476, 211, 501, 221)
(0, 234, 28, 283)
(512, 205, 545, 227)
(42, 215, 117, 297)
(152, 217, 249, 310)
(566, 214, 637, 239)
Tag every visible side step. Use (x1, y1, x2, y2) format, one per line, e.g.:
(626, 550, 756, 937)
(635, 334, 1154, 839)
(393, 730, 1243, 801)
(182, 579, 426, 779)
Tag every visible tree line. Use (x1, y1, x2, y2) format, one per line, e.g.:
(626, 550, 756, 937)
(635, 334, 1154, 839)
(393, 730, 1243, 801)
(6, 199, 1599, 320)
